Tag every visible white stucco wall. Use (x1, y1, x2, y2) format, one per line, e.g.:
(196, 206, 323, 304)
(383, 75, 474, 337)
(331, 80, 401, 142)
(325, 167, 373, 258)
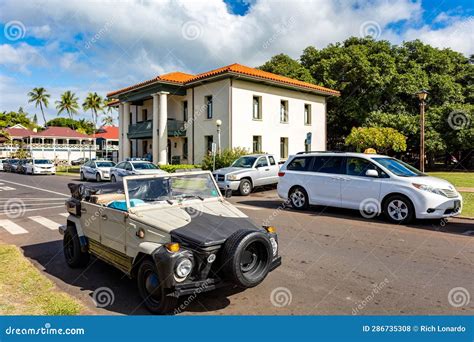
(230, 79, 326, 161)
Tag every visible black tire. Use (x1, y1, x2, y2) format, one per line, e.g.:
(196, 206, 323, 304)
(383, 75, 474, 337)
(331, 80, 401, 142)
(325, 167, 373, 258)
(383, 194, 415, 224)
(80, 172, 85, 181)
(111, 175, 116, 183)
(220, 230, 273, 288)
(137, 259, 178, 314)
(96, 173, 101, 182)
(289, 186, 309, 210)
(63, 226, 89, 268)
(239, 179, 252, 196)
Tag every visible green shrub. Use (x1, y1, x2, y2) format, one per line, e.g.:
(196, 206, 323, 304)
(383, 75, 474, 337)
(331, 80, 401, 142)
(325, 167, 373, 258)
(201, 147, 250, 170)
(159, 164, 201, 173)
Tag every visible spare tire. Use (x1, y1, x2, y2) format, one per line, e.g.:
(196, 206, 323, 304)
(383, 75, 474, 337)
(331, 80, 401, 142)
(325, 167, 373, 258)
(220, 229, 273, 288)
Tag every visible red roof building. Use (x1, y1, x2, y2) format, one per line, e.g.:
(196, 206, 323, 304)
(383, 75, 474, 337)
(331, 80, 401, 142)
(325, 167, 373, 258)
(95, 126, 119, 140)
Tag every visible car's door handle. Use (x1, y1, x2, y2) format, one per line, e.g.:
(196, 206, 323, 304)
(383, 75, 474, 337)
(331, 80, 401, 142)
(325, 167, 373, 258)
(101, 214, 108, 220)
(265, 168, 270, 171)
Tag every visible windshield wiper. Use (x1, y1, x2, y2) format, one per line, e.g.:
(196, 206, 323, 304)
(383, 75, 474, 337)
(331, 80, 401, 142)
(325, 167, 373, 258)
(144, 197, 173, 204)
(177, 194, 205, 201)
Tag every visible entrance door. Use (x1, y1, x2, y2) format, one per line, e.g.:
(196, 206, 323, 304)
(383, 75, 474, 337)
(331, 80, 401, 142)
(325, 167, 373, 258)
(167, 139, 171, 164)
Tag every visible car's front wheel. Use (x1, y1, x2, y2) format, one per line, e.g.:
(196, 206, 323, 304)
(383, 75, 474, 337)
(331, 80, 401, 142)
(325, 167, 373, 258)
(239, 179, 252, 196)
(137, 259, 178, 314)
(63, 226, 89, 268)
(383, 195, 415, 224)
(80, 172, 85, 181)
(289, 186, 309, 210)
(111, 175, 116, 183)
(96, 173, 102, 182)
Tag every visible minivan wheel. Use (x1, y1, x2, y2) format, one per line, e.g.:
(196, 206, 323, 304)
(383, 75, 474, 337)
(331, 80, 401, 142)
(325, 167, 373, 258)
(289, 187, 309, 210)
(239, 179, 252, 196)
(137, 259, 178, 315)
(383, 195, 414, 224)
(63, 227, 89, 268)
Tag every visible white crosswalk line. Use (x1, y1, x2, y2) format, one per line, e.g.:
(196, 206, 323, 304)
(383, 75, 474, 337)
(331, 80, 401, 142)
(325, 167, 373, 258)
(0, 219, 28, 235)
(59, 213, 69, 217)
(29, 216, 61, 230)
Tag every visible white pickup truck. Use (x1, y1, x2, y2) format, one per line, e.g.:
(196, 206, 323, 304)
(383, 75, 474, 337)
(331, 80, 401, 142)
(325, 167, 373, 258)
(212, 154, 280, 195)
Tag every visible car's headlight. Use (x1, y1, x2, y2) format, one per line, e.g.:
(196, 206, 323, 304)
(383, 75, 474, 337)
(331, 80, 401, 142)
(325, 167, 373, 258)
(227, 174, 239, 181)
(269, 237, 278, 256)
(412, 183, 446, 197)
(175, 258, 193, 278)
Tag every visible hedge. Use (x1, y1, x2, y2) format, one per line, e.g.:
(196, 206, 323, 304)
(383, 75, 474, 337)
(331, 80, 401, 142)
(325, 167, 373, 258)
(159, 164, 201, 173)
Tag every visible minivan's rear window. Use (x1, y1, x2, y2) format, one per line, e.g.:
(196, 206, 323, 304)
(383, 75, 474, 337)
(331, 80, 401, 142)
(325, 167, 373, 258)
(287, 157, 313, 171)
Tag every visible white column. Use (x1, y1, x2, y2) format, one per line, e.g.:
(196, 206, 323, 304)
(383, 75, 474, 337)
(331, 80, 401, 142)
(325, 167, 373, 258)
(118, 103, 124, 160)
(158, 91, 169, 165)
(152, 93, 159, 164)
(123, 102, 131, 159)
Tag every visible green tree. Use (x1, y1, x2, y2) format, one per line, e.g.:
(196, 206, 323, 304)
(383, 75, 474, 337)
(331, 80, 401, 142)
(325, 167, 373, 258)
(45, 117, 95, 135)
(102, 115, 114, 126)
(345, 127, 407, 154)
(56, 91, 80, 122)
(27, 87, 50, 127)
(83, 92, 104, 129)
(259, 54, 315, 83)
(201, 147, 249, 170)
(0, 109, 36, 129)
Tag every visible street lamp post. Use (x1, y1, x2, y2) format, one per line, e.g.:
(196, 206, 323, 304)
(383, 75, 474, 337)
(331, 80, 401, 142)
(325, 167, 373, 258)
(417, 90, 428, 172)
(216, 119, 222, 155)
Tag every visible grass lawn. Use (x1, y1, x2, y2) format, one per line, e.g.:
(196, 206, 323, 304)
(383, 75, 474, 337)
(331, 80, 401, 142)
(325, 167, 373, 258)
(460, 192, 474, 218)
(428, 172, 474, 188)
(0, 245, 83, 315)
(56, 165, 80, 177)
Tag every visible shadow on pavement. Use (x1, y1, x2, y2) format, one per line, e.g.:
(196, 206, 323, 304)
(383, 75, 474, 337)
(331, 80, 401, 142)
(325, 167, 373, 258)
(235, 199, 473, 236)
(21, 240, 243, 315)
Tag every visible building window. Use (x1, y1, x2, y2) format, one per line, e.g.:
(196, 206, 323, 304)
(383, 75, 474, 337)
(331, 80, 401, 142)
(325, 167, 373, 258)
(280, 137, 288, 159)
(205, 96, 213, 119)
(205, 135, 213, 153)
(183, 101, 188, 122)
(141, 109, 147, 122)
(183, 137, 188, 159)
(304, 104, 311, 125)
(252, 135, 262, 153)
(280, 100, 288, 123)
(252, 96, 262, 120)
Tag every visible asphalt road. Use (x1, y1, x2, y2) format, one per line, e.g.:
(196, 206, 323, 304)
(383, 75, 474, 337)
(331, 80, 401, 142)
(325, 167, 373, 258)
(0, 171, 473, 315)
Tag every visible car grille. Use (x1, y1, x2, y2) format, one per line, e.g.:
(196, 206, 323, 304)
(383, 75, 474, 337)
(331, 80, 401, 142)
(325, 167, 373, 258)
(213, 174, 225, 182)
(441, 189, 458, 198)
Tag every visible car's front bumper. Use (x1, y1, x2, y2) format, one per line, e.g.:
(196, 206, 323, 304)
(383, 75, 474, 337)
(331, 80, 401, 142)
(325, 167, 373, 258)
(215, 179, 241, 191)
(414, 192, 463, 219)
(33, 168, 55, 174)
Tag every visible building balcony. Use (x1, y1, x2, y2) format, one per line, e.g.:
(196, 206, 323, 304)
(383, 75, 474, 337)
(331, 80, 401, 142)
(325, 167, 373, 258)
(127, 119, 186, 139)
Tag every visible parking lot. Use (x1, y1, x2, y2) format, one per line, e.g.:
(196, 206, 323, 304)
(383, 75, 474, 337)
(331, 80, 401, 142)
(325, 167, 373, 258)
(0, 171, 473, 315)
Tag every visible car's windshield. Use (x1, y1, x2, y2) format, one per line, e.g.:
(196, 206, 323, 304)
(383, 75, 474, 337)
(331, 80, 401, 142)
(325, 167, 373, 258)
(231, 156, 257, 168)
(126, 173, 220, 204)
(96, 161, 115, 167)
(34, 159, 52, 164)
(132, 162, 157, 170)
(372, 157, 425, 177)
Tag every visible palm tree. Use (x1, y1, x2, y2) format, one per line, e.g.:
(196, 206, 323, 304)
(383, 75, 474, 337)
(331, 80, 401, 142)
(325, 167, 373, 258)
(102, 115, 114, 126)
(28, 87, 50, 127)
(56, 91, 80, 122)
(83, 92, 103, 129)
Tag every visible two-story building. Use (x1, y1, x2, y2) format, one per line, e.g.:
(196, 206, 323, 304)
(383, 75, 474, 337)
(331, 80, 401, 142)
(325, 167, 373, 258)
(107, 63, 340, 165)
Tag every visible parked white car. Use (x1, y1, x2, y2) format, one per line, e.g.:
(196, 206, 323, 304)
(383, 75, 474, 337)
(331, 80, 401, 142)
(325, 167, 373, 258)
(110, 160, 167, 182)
(23, 159, 56, 175)
(277, 152, 463, 223)
(0, 159, 4, 171)
(80, 160, 116, 182)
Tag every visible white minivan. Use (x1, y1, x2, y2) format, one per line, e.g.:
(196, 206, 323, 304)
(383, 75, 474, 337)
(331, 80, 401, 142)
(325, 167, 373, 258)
(277, 152, 463, 223)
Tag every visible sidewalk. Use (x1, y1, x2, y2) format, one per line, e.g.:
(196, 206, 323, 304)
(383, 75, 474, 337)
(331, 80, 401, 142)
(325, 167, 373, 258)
(458, 187, 474, 193)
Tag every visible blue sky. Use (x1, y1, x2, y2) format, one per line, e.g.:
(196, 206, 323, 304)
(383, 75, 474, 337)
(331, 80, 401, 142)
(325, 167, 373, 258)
(0, 0, 472, 124)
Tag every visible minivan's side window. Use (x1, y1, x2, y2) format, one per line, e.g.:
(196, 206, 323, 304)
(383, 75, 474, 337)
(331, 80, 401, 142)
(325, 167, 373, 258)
(312, 156, 344, 174)
(346, 157, 388, 178)
(287, 156, 313, 171)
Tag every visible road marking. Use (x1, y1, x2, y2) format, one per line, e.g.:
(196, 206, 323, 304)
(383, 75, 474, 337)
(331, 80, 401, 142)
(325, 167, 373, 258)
(0, 219, 28, 235)
(29, 216, 61, 230)
(0, 205, 65, 216)
(234, 204, 264, 211)
(0, 179, 69, 197)
(59, 213, 69, 217)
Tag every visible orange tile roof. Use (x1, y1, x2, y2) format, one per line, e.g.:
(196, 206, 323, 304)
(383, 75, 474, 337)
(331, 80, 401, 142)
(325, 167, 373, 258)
(95, 126, 119, 140)
(107, 63, 339, 97)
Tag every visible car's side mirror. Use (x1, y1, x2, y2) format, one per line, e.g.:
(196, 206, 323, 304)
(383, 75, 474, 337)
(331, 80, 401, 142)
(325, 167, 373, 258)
(224, 188, 233, 198)
(366, 169, 379, 177)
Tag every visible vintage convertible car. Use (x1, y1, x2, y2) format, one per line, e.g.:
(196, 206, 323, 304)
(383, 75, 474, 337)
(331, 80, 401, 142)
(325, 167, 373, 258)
(60, 171, 281, 314)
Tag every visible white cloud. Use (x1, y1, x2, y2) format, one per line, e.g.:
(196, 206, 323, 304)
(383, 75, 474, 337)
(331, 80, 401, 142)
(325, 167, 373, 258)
(0, 43, 47, 74)
(29, 24, 51, 39)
